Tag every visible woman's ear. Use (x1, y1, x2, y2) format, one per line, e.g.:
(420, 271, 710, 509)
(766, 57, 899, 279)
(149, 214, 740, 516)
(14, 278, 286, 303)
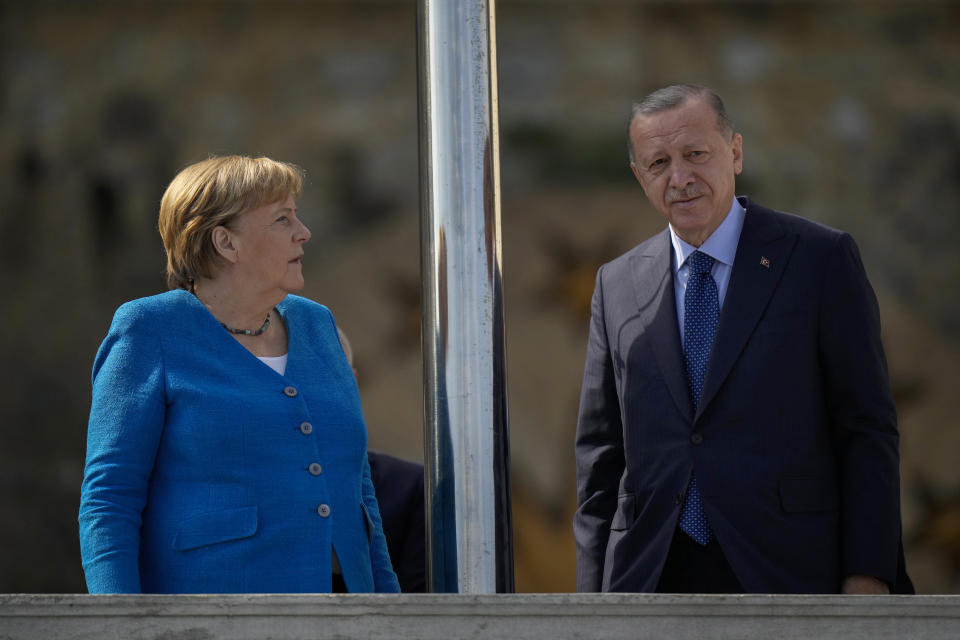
(211, 226, 238, 263)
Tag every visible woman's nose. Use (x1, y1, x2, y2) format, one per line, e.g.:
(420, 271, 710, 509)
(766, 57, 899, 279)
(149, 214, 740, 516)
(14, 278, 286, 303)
(296, 218, 312, 243)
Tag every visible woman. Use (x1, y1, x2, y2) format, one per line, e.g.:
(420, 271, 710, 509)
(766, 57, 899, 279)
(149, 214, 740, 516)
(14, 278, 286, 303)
(78, 156, 400, 594)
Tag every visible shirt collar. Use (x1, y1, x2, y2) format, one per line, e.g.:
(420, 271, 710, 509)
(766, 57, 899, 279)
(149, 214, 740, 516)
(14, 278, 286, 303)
(669, 197, 746, 271)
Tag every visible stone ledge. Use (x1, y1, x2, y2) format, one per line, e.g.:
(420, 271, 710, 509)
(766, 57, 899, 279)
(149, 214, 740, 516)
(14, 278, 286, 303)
(1, 594, 959, 640)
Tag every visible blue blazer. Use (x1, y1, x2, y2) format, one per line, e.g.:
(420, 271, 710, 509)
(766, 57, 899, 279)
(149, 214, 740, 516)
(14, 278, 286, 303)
(79, 289, 400, 594)
(575, 198, 904, 593)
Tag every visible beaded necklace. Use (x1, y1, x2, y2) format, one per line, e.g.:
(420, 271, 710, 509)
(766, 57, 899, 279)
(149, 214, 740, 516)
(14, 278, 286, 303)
(220, 311, 271, 336)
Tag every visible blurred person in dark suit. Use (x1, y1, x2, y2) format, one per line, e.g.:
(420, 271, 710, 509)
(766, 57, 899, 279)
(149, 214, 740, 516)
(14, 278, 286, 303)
(339, 328, 428, 593)
(368, 451, 427, 593)
(575, 85, 911, 594)
(79, 156, 399, 594)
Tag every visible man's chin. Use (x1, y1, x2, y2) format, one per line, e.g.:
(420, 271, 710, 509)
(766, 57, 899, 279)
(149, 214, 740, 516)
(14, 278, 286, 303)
(669, 214, 717, 246)
(669, 205, 710, 227)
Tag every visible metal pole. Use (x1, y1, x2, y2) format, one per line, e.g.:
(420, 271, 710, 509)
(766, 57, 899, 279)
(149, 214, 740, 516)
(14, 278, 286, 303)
(416, 0, 513, 593)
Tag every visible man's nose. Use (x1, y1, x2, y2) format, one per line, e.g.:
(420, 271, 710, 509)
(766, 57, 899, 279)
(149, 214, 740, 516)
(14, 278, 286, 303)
(667, 163, 695, 188)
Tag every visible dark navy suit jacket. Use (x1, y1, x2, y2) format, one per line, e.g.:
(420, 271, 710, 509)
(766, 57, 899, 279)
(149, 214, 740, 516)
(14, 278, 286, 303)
(574, 198, 907, 593)
(368, 451, 426, 592)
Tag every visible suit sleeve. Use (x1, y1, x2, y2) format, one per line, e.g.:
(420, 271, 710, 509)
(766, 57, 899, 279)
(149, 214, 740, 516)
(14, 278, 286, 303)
(574, 266, 626, 592)
(391, 462, 427, 593)
(78, 307, 166, 594)
(399, 471, 427, 593)
(818, 233, 901, 587)
(361, 453, 402, 593)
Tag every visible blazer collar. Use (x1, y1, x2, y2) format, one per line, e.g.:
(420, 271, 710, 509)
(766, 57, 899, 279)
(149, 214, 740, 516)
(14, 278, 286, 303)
(628, 229, 693, 423)
(696, 198, 798, 420)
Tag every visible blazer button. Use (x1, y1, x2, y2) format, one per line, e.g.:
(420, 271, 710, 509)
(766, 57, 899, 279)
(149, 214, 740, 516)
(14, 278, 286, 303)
(308, 462, 323, 476)
(317, 504, 331, 518)
(283, 386, 298, 397)
(690, 433, 703, 445)
(299, 421, 313, 435)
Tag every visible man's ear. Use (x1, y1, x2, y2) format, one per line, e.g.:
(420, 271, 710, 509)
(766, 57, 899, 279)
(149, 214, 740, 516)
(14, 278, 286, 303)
(211, 226, 239, 263)
(731, 132, 744, 176)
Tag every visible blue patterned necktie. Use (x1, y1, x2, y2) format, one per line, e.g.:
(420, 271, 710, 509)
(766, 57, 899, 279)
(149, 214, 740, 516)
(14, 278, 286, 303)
(680, 250, 718, 545)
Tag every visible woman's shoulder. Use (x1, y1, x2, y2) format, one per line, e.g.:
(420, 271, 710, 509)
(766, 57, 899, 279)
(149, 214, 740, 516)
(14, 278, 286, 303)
(277, 294, 334, 322)
(277, 295, 341, 347)
(111, 289, 200, 331)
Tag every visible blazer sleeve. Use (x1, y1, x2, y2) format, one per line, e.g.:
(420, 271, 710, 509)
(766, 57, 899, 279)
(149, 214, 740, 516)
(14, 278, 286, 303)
(361, 453, 402, 593)
(574, 266, 626, 592)
(78, 306, 166, 594)
(818, 233, 901, 587)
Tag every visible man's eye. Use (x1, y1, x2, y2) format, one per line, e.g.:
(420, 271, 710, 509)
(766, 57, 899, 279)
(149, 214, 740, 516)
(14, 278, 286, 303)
(649, 158, 666, 170)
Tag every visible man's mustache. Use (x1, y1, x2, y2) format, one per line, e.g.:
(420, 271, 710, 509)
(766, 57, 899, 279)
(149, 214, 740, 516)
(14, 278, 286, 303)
(666, 187, 704, 204)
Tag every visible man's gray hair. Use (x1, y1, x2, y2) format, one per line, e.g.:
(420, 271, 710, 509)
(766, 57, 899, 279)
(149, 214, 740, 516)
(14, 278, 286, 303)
(627, 84, 735, 164)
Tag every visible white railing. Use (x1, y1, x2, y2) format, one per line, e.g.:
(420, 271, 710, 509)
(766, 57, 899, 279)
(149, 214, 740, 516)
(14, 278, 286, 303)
(2, 593, 959, 639)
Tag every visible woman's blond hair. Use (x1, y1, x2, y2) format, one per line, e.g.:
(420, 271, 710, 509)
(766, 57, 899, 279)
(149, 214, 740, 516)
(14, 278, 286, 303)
(158, 155, 304, 290)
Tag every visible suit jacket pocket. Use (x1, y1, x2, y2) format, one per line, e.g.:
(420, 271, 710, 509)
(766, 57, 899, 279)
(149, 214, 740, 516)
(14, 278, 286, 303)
(779, 476, 839, 513)
(609, 493, 636, 531)
(172, 506, 259, 551)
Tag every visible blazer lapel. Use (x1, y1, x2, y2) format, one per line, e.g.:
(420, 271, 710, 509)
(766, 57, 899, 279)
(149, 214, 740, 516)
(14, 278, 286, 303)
(629, 230, 692, 423)
(696, 203, 797, 420)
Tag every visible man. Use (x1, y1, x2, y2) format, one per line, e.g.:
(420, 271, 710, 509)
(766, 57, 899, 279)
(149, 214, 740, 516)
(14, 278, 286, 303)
(337, 328, 427, 593)
(574, 84, 909, 594)
(367, 450, 427, 593)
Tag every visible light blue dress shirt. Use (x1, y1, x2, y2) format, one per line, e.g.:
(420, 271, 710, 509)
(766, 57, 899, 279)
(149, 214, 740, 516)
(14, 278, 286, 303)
(669, 197, 746, 342)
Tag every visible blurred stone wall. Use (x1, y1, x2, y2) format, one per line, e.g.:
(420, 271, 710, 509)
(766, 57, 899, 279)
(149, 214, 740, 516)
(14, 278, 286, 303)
(0, 0, 957, 593)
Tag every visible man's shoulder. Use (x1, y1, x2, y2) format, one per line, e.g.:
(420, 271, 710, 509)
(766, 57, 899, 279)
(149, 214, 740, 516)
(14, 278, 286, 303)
(368, 451, 425, 500)
(601, 227, 671, 274)
(368, 452, 424, 484)
(742, 198, 847, 244)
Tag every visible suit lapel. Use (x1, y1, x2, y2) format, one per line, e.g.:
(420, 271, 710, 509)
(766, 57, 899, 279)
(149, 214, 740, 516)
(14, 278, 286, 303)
(629, 230, 692, 423)
(697, 203, 797, 420)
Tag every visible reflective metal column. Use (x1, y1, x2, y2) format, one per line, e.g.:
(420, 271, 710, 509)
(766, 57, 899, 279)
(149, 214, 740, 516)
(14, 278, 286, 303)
(416, 0, 513, 594)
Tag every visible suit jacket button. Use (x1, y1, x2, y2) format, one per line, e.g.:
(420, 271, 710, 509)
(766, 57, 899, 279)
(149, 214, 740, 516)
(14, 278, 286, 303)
(317, 504, 331, 517)
(308, 462, 323, 476)
(283, 386, 298, 397)
(299, 421, 313, 435)
(691, 433, 703, 445)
